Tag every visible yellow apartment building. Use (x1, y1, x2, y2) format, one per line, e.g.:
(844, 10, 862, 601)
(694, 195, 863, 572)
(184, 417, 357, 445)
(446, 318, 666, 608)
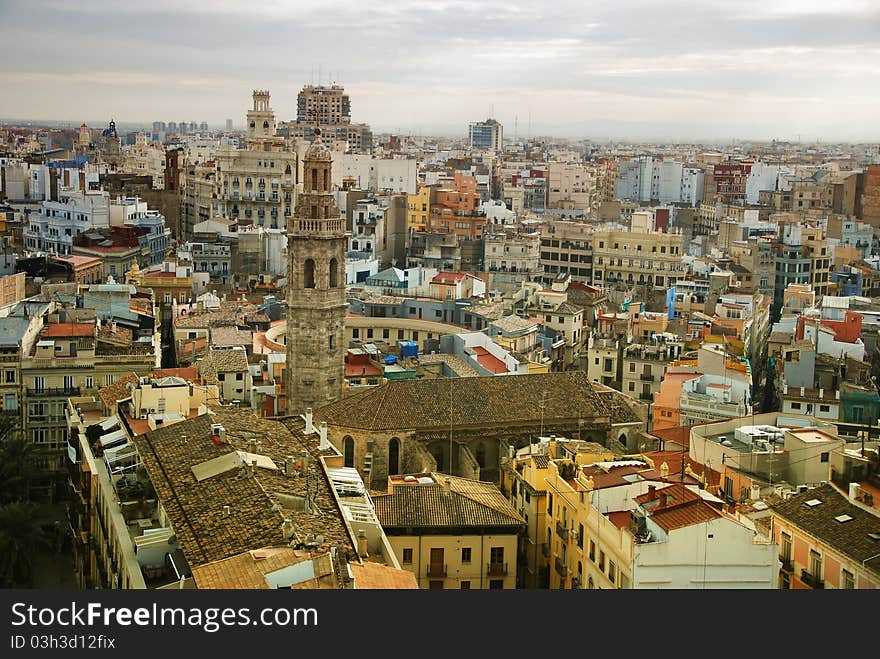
(374, 472, 525, 589)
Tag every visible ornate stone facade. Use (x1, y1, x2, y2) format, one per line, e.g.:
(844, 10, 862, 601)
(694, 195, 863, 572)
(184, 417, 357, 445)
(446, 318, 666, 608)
(285, 131, 347, 415)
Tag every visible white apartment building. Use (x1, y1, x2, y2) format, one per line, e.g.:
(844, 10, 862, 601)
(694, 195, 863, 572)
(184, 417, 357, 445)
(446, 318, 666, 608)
(24, 190, 110, 255)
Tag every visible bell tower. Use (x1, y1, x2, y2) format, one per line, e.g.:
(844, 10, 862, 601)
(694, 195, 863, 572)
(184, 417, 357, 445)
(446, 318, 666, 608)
(246, 90, 277, 145)
(285, 129, 347, 415)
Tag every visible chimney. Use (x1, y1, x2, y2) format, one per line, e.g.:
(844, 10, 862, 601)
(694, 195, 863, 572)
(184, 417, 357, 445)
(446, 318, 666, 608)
(249, 438, 258, 454)
(357, 529, 369, 558)
(223, 505, 231, 516)
(304, 407, 314, 434)
(647, 484, 656, 499)
(658, 492, 668, 508)
(442, 476, 451, 493)
(659, 462, 669, 478)
(281, 518, 295, 540)
(819, 388, 824, 400)
(849, 482, 861, 501)
(318, 422, 329, 450)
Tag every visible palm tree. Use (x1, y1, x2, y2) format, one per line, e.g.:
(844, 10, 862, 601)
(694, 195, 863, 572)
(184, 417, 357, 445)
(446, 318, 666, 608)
(0, 502, 49, 587)
(0, 435, 38, 504)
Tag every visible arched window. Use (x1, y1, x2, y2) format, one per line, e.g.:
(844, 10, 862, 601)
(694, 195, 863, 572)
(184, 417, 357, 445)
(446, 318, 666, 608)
(303, 259, 315, 288)
(619, 433, 627, 448)
(388, 437, 400, 475)
(323, 169, 329, 191)
(263, 120, 269, 129)
(249, 121, 255, 129)
(311, 168, 318, 191)
(343, 436, 354, 468)
(285, 163, 291, 175)
(475, 442, 486, 468)
(329, 335, 334, 350)
(329, 257, 338, 288)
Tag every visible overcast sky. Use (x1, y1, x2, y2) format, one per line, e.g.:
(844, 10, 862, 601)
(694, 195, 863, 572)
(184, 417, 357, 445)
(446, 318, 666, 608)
(1, 0, 879, 142)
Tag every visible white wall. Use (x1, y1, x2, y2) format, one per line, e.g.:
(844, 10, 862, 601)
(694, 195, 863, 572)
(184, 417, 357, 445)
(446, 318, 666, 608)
(633, 516, 778, 588)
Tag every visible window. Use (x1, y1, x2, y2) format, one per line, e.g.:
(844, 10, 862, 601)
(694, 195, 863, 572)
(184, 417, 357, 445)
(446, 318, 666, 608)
(63, 375, 74, 391)
(105, 374, 116, 386)
(388, 437, 400, 475)
(820, 452, 829, 463)
(303, 259, 315, 288)
(343, 436, 354, 468)
(33, 376, 45, 393)
(460, 581, 471, 589)
(489, 547, 504, 565)
(598, 550, 605, 572)
(352, 328, 359, 339)
(402, 548, 413, 564)
(608, 561, 616, 584)
(778, 531, 791, 564)
(489, 580, 504, 590)
(791, 402, 802, 410)
(809, 549, 822, 582)
(588, 540, 595, 562)
(329, 257, 339, 288)
(577, 524, 584, 549)
(461, 548, 472, 564)
(819, 405, 830, 412)
(4, 371, 13, 383)
(842, 569, 855, 590)
(367, 329, 374, 339)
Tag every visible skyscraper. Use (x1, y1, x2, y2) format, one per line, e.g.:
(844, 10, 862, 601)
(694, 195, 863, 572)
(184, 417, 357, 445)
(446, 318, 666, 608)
(469, 118, 503, 151)
(285, 128, 348, 415)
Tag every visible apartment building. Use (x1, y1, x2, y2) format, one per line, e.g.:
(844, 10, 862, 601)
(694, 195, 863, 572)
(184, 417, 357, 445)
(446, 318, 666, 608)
(621, 338, 684, 412)
(591, 226, 685, 290)
(374, 472, 525, 589)
(24, 189, 110, 255)
(771, 483, 880, 589)
(285, 83, 372, 153)
(539, 220, 593, 285)
(544, 456, 778, 589)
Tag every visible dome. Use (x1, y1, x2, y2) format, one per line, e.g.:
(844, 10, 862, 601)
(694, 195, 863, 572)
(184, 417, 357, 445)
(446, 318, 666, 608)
(304, 128, 332, 161)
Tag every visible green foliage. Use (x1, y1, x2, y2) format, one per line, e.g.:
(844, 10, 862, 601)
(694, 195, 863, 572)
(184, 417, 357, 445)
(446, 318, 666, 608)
(0, 502, 49, 587)
(0, 435, 38, 504)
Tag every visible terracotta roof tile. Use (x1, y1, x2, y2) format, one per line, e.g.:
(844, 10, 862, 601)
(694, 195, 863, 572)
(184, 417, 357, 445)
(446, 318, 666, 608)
(314, 371, 620, 431)
(374, 474, 525, 530)
(771, 483, 880, 571)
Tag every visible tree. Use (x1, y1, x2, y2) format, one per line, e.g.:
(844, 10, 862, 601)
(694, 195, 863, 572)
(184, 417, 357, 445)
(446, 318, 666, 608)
(0, 435, 38, 504)
(0, 502, 49, 587)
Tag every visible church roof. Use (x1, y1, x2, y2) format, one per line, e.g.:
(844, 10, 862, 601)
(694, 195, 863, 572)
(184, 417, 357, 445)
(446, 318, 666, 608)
(312, 371, 630, 431)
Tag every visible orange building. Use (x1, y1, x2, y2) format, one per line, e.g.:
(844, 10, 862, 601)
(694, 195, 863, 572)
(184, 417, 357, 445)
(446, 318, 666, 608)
(430, 173, 484, 239)
(52, 255, 104, 285)
(651, 369, 700, 431)
(771, 483, 880, 589)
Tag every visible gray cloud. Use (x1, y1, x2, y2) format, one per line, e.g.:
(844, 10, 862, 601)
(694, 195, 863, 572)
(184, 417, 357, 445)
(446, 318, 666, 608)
(1, 0, 878, 140)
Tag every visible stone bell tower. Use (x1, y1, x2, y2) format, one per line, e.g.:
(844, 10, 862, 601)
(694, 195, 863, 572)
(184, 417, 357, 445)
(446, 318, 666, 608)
(285, 129, 347, 415)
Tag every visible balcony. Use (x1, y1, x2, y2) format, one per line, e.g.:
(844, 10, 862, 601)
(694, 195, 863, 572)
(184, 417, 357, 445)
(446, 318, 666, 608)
(639, 393, 653, 401)
(27, 387, 81, 397)
(487, 562, 508, 577)
(541, 543, 550, 558)
(639, 373, 654, 381)
(779, 556, 793, 572)
(555, 521, 569, 541)
(800, 569, 824, 589)
(426, 564, 447, 578)
(554, 556, 568, 577)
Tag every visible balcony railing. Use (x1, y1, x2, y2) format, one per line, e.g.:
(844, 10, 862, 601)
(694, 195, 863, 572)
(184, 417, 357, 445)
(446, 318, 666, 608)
(554, 556, 567, 577)
(555, 521, 569, 541)
(800, 569, 824, 589)
(426, 564, 447, 578)
(640, 373, 654, 381)
(639, 393, 653, 401)
(487, 562, 508, 577)
(27, 387, 81, 397)
(779, 556, 793, 572)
